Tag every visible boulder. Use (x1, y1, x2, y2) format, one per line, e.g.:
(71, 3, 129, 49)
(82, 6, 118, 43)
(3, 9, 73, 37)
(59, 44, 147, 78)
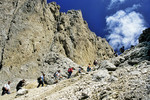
(17, 89, 28, 96)
(100, 60, 117, 71)
(92, 69, 110, 82)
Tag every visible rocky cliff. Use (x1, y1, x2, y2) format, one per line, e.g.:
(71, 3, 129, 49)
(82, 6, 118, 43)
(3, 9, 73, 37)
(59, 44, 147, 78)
(0, 0, 114, 81)
(0, 28, 150, 100)
(139, 28, 150, 43)
(0, 0, 150, 99)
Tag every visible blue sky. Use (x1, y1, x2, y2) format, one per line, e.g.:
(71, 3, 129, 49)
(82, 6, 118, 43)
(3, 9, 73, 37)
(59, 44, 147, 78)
(47, 0, 150, 52)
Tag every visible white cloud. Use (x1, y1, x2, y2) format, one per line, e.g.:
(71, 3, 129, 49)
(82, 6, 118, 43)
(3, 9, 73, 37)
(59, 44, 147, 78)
(108, 0, 127, 9)
(125, 4, 141, 12)
(106, 6, 147, 52)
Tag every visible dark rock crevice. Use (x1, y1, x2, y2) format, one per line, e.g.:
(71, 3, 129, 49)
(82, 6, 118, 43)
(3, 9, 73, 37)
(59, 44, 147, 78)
(6, 0, 19, 41)
(62, 40, 71, 58)
(0, 46, 5, 70)
(0, 0, 19, 70)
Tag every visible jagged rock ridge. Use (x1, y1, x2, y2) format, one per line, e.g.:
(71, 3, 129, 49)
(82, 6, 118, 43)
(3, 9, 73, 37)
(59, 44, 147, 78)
(139, 28, 150, 43)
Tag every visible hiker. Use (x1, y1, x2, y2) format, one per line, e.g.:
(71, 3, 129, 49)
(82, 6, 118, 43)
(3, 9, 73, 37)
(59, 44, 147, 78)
(78, 66, 83, 73)
(77, 66, 85, 75)
(37, 73, 45, 88)
(120, 46, 125, 53)
(68, 67, 74, 78)
(54, 70, 62, 83)
(93, 60, 98, 66)
(87, 64, 91, 72)
(131, 45, 134, 48)
(16, 79, 25, 91)
(1, 81, 11, 96)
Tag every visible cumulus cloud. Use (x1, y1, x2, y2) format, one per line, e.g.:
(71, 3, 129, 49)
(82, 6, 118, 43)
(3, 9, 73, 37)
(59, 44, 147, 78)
(106, 6, 147, 52)
(108, 0, 127, 9)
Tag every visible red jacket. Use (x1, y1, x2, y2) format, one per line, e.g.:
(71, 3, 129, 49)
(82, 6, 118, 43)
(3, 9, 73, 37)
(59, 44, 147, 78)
(68, 68, 73, 72)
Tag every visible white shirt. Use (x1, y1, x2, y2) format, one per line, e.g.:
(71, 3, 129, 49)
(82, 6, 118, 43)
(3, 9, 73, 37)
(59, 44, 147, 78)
(4, 84, 10, 90)
(41, 75, 44, 82)
(56, 72, 60, 77)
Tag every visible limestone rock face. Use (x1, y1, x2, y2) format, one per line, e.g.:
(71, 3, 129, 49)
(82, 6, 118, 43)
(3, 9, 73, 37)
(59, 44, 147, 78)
(51, 10, 114, 65)
(108, 42, 150, 68)
(0, 25, 150, 100)
(0, 0, 114, 81)
(139, 28, 150, 43)
(42, 52, 80, 80)
(0, 0, 57, 70)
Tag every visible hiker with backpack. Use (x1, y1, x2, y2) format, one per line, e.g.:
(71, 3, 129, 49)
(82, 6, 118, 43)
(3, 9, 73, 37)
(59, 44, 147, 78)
(1, 81, 11, 96)
(16, 79, 26, 91)
(37, 73, 45, 88)
(75, 66, 85, 76)
(68, 67, 74, 78)
(54, 70, 62, 83)
(87, 64, 91, 72)
(78, 66, 83, 73)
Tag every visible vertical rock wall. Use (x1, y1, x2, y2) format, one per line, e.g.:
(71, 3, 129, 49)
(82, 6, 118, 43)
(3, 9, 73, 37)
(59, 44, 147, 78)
(0, 0, 114, 80)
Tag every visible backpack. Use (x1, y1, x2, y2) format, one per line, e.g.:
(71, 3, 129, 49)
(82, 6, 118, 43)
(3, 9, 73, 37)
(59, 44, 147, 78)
(68, 68, 72, 73)
(37, 77, 41, 81)
(53, 72, 56, 77)
(2, 87, 4, 90)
